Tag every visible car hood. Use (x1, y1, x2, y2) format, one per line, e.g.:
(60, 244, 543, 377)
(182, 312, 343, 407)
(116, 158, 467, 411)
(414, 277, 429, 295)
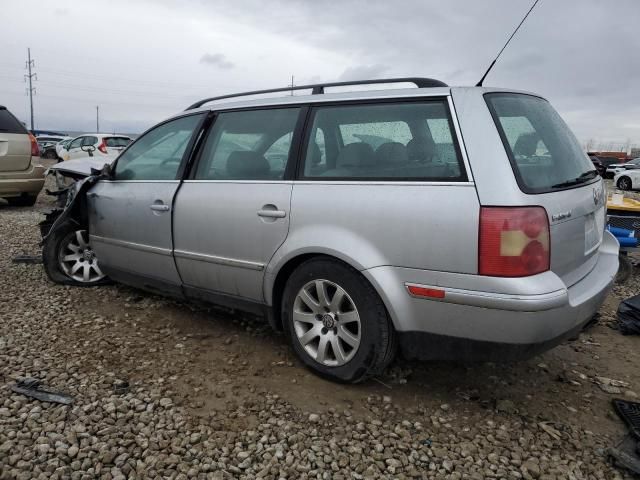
(47, 156, 117, 177)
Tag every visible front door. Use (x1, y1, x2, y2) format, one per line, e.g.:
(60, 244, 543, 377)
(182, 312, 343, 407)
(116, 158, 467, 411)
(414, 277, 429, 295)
(87, 113, 204, 293)
(173, 107, 302, 302)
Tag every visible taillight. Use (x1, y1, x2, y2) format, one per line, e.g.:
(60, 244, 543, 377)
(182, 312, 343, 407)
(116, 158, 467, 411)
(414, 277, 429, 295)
(479, 206, 550, 277)
(29, 133, 40, 157)
(98, 139, 108, 154)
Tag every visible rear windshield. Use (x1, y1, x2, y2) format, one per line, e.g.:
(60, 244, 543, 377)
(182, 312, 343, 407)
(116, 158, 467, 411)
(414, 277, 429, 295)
(485, 93, 596, 194)
(0, 108, 27, 134)
(105, 137, 131, 147)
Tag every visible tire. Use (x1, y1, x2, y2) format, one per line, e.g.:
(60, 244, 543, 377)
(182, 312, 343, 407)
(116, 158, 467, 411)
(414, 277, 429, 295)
(6, 194, 38, 207)
(281, 257, 396, 383)
(617, 176, 632, 191)
(44, 149, 57, 160)
(43, 220, 109, 286)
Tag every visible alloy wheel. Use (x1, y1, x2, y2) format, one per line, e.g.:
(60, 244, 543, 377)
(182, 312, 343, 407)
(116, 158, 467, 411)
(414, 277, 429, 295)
(58, 230, 105, 283)
(292, 279, 361, 367)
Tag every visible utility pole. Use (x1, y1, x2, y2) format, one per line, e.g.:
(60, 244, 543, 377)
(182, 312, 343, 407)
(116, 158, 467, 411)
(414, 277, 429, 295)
(289, 75, 295, 96)
(24, 48, 36, 131)
(96, 106, 99, 133)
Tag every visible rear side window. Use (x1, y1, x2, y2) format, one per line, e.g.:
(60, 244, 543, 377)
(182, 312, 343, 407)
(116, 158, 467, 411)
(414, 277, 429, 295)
(105, 137, 131, 147)
(0, 108, 27, 134)
(194, 108, 300, 180)
(301, 100, 465, 181)
(485, 93, 596, 193)
(81, 136, 98, 146)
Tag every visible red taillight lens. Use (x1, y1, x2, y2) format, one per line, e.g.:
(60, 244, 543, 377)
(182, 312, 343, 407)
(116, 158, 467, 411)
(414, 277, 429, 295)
(479, 206, 550, 277)
(98, 139, 108, 154)
(29, 133, 40, 157)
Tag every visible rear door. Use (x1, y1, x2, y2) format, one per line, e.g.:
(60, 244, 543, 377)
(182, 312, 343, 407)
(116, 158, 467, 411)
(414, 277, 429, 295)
(484, 93, 605, 286)
(65, 136, 86, 160)
(88, 114, 205, 293)
(0, 107, 30, 172)
(173, 107, 302, 302)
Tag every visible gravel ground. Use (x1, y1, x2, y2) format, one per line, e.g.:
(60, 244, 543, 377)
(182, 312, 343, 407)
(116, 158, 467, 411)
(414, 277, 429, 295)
(1, 172, 639, 479)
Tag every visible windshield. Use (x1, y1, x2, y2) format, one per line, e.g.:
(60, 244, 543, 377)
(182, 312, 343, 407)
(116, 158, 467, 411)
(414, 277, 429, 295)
(486, 93, 595, 194)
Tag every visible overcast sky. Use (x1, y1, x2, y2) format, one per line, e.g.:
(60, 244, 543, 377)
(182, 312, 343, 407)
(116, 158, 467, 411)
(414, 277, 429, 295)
(1, 0, 638, 149)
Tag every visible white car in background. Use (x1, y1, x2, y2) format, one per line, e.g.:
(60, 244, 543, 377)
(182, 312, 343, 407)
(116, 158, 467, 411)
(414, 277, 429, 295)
(614, 169, 640, 191)
(55, 138, 73, 160)
(61, 134, 132, 161)
(606, 157, 640, 178)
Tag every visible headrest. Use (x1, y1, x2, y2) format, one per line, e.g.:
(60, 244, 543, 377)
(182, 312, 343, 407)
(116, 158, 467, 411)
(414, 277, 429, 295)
(407, 137, 436, 162)
(336, 142, 375, 167)
(226, 151, 270, 178)
(375, 142, 408, 165)
(514, 132, 540, 157)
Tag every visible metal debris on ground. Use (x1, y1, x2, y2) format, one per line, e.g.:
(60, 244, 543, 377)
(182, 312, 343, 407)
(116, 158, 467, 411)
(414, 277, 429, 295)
(11, 254, 43, 264)
(617, 295, 640, 335)
(609, 399, 640, 475)
(11, 378, 73, 405)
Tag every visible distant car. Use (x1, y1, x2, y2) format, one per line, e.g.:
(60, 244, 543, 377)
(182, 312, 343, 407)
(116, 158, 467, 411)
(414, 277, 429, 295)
(61, 134, 132, 161)
(55, 138, 73, 160)
(605, 157, 640, 179)
(0, 105, 45, 206)
(38, 136, 71, 160)
(600, 156, 627, 178)
(614, 168, 640, 191)
(589, 155, 606, 177)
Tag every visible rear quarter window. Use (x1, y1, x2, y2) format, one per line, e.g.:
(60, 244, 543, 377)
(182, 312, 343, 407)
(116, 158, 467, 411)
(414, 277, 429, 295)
(0, 108, 27, 134)
(105, 137, 131, 147)
(485, 93, 595, 194)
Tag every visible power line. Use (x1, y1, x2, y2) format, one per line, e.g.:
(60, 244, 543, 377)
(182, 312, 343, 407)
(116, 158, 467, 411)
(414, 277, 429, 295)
(24, 48, 37, 130)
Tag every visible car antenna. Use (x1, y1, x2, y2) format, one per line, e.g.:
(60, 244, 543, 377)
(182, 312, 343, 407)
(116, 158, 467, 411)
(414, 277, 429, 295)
(476, 0, 541, 87)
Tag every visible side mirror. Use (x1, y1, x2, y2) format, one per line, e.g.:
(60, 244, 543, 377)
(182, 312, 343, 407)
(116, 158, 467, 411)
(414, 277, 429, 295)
(81, 145, 96, 157)
(64, 145, 70, 151)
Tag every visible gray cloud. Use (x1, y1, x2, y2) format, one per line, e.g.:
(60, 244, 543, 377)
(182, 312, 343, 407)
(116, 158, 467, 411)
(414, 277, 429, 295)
(0, 0, 638, 149)
(199, 53, 234, 69)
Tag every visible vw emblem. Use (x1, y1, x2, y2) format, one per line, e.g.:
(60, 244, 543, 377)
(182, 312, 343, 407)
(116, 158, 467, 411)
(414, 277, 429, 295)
(593, 187, 602, 206)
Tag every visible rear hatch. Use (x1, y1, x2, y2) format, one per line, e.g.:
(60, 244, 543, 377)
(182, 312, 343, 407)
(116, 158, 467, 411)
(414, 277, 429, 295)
(0, 107, 31, 172)
(486, 93, 605, 287)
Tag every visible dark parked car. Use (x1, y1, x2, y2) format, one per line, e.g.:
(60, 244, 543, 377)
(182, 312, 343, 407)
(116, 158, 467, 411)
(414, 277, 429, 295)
(599, 156, 624, 178)
(589, 155, 606, 177)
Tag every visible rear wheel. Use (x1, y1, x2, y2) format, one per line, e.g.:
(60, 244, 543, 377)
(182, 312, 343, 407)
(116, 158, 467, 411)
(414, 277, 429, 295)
(43, 220, 108, 286)
(281, 258, 396, 383)
(44, 149, 58, 160)
(6, 194, 37, 207)
(617, 176, 632, 191)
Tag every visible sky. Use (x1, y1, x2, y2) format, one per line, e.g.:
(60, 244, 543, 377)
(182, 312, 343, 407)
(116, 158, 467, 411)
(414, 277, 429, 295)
(1, 0, 638, 150)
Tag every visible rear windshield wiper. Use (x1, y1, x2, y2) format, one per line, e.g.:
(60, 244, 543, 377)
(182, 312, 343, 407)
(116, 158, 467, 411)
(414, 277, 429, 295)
(551, 170, 598, 189)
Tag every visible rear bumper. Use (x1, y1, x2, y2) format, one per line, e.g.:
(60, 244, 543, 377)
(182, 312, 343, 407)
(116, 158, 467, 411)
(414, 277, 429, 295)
(363, 231, 619, 361)
(0, 162, 45, 198)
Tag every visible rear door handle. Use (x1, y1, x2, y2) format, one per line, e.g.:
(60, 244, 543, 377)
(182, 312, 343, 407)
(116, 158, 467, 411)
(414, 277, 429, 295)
(257, 209, 286, 218)
(150, 204, 170, 212)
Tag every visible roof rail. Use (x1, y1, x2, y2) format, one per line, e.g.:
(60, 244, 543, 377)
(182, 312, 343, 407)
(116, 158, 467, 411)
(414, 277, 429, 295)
(186, 77, 448, 110)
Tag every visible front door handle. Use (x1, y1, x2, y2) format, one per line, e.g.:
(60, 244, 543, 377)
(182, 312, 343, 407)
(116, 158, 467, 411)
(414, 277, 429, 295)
(150, 204, 170, 212)
(257, 209, 286, 218)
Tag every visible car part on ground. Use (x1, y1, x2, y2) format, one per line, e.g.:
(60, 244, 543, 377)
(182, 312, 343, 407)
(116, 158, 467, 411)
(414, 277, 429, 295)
(40, 78, 619, 383)
(11, 378, 73, 406)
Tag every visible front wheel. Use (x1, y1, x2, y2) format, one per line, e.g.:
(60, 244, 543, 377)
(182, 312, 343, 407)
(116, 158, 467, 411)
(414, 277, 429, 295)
(281, 258, 396, 383)
(617, 176, 632, 191)
(43, 220, 109, 286)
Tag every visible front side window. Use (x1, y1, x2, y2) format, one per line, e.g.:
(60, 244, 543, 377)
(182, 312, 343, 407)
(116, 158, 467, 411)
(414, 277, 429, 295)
(194, 108, 300, 180)
(69, 137, 84, 149)
(485, 93, 596, 193)
(301, 101, 465, 181)
(114, 114, 203, 181)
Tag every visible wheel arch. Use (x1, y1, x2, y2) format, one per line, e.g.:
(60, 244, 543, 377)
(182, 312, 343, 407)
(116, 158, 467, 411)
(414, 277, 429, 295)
(267, 250, 389, 332)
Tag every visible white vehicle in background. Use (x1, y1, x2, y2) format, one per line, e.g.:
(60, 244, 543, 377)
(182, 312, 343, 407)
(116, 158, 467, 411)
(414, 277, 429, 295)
(38, 136, 71, 160)
(614, 169, 640, 191)
(606, 158, 640, 179)
(55, 138, 73, 160)
(61, 134, 132, 161)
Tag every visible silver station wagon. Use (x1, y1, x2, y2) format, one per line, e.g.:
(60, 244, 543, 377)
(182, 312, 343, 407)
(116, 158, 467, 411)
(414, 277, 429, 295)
(43, 78, 619, 383)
